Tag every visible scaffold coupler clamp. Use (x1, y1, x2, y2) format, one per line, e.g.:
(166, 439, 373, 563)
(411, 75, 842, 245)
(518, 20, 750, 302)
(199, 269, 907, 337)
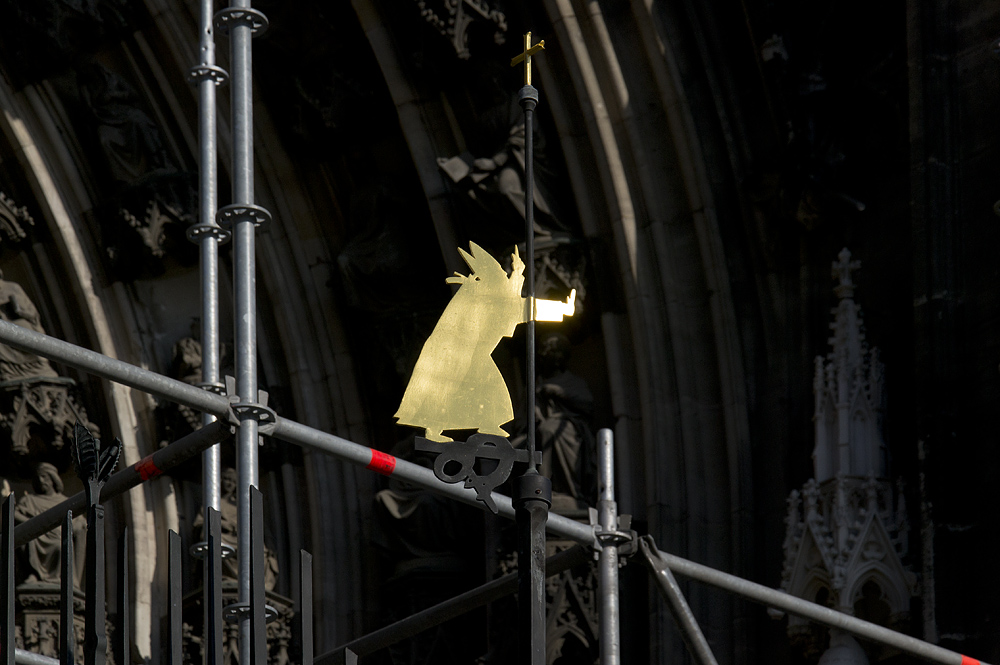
(224, 375, 277, 444)
(590, 507, 636, 564)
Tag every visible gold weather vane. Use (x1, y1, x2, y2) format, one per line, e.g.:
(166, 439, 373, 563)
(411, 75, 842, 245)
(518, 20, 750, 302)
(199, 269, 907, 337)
(395, 243, 575, 442)
(510, 31, 545, 85)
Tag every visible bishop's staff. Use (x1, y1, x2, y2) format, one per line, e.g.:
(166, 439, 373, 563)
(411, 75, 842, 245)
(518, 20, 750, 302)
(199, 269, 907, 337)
(510, 31, 550, 665)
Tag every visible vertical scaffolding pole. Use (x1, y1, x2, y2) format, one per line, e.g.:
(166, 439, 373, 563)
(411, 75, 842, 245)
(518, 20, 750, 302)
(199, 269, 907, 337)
(189, 0, 229, 523)
(189, 0, 230, 659)
(215, 2, 271, 663)
(595, 429, 620, 665)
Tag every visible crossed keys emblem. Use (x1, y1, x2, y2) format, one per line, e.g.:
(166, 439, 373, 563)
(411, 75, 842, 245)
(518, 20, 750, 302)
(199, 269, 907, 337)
(415, 434, 541, 513)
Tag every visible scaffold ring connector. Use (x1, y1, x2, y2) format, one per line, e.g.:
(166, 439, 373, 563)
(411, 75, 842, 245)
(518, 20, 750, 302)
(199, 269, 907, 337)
(213, 7, 269, 36)
(216, 204, 272, 230)
(187, 64, 229, 85)
(186, 223, 232, 244)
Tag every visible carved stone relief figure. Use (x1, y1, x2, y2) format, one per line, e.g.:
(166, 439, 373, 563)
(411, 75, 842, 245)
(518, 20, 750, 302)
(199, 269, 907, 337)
(157, 320, 217, 446)
(77, 62, 196, 279)
(439, 120, 566, 242)
(0, 271, 58, 383)
(0, 273, 97, 460)
(13, 463, 84, 585)
(530, 333, 596, 515)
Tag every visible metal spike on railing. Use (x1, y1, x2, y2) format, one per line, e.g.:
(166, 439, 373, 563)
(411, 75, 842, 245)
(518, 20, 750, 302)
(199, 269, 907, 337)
(60, 512, 74, 665)
(168, 531, 181, 665)
(83, 505, 106, 665)
(299, 551, 312, 665)
(250, 487, 266, 665)
(3, 495, 14, 665)
(116, 530, 128, 665)
(206, 509, 223, 665)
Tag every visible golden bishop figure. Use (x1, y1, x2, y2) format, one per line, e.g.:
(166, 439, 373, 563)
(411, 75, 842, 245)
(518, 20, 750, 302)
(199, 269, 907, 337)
(395, 242, 575, 442)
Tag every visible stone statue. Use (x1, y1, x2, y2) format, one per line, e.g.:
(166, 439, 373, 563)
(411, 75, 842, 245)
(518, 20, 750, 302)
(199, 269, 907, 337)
(0, 271, 58, 383)
(535, 333, 595, 513)
(14, 463, 83, 584)
(79, 63, 171, 187)
(195, 468, 278, 591)
(438, 120, 566, 241)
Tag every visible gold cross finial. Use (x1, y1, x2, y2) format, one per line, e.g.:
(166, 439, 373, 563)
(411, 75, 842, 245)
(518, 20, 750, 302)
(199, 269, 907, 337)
(510, 31, 545, 86)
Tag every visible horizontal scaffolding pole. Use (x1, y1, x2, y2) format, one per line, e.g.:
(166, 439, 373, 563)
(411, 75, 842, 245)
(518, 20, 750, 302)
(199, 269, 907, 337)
(639, 537, 991, 665)
(14, 421, 231, 546)
(316, 544, 591, 664)
(15, 649, 58, 665)
(0, 320, 595, 546)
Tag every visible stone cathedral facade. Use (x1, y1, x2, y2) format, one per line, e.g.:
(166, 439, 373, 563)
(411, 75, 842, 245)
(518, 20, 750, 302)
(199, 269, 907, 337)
(0, 1, 996, 664)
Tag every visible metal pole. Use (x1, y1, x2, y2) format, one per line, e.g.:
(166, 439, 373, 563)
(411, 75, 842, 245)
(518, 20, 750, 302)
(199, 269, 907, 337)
(83, 504, 106, 665)
(168, 531, 182, 665)
(189, 0, 229, 532)
(60, 512, 74, 665)
(2, 496, 13, 665)
(595, 429, 621, 665)
(639, 539, 718, 665)
(249, 487, 266, 665)
(14, 653, 59, 665)
(206, 509, 224, 665)
(14, 422, 231, 547)
(315, 545, 591, 664)
(116, 529, 128, 665)
(638, 537, 991, 665)
(514, 69, 549, 665)
(299, 551, 312, 665)
(0, 320, 231, 417)
(217, 2, 270, 661)
(0, 317, 594, 543)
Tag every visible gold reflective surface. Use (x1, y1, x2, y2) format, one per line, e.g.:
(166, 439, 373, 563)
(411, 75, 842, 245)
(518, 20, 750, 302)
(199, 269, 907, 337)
(510, 32, 545, 86)
(395, 243, 575, 442)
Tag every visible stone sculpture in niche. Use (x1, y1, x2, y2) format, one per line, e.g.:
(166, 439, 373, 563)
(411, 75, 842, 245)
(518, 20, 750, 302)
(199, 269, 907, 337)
(78, 63, 196, 279)
(0, 192, 34, 246)
(534, 333, 596, 515)
(438, 118, 588, 313)
(13, 463, 84, 585)
(0, 272, 97, 461)
(0, 271, 59, 383)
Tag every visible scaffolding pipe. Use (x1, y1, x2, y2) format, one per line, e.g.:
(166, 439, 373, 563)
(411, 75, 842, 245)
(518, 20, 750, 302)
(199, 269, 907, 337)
(0, 319, 595, 545)
(15, 650, 58, 665)
(316, 545, 592, 664)
(595, 429, 622, 665)
(639, 537, 990, 665)
(13, 421, 231, 547)
(191, 0, 227, 521)
(640, 538, 718, 665)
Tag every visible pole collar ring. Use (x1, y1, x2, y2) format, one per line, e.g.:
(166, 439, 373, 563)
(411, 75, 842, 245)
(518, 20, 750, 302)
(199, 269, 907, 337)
(190, 540, 236, 560)
(186, 223, 232, 244)
(195, 381, 228, 395)
(186, 64, 229, 86)
(222, 602, 279, 624)
(216, 204, 272, 231)
(213, 7, 269, 36)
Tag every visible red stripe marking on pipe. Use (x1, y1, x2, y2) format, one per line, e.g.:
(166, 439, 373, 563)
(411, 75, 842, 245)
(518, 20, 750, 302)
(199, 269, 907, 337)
(961, 657, 980, 665)
(367, 450, 396, 476)
(136, 455, 162, 481)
